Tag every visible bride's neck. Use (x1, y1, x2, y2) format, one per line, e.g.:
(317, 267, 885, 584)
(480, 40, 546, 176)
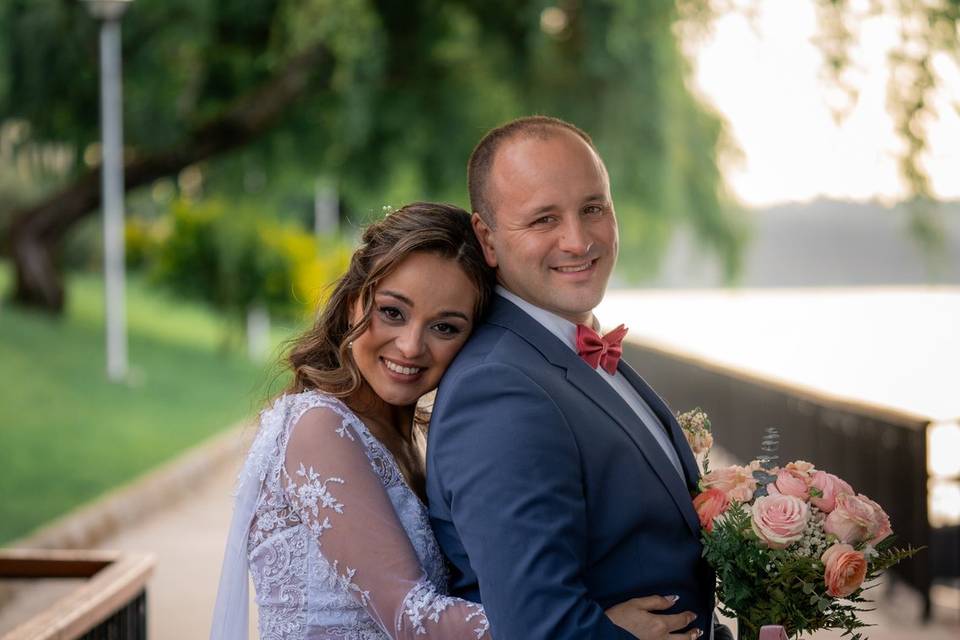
(346, 383, 416, 443)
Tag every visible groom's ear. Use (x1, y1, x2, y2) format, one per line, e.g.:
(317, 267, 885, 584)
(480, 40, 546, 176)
(471, 212, 499, 268)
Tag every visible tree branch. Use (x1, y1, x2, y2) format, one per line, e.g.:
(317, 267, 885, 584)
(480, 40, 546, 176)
(7, 42, 334, 312)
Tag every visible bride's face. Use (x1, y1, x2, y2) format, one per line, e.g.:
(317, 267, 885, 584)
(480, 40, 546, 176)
(350, 251, 477, 409)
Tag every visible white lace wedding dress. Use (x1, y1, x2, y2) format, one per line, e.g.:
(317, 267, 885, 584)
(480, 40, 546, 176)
(210, 390, 490, 640)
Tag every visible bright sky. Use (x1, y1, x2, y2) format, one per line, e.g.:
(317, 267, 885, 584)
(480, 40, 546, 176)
(686, 0, 960, 207)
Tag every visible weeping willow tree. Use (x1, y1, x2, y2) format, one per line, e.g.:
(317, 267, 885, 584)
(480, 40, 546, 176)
(812, 0, 959, 260)
(1, 0, 742, 313)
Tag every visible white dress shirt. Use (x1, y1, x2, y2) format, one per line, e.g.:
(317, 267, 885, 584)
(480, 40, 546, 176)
(495, 286, 684, 479)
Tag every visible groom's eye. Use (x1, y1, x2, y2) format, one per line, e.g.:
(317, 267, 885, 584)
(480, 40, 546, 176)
(583, 204, 604, 215)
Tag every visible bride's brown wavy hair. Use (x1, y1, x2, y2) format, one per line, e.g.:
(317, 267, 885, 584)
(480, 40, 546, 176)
(285, 202, 493, 408)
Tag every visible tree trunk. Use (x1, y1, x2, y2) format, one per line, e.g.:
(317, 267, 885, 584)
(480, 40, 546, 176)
(6, 43, 333, 313)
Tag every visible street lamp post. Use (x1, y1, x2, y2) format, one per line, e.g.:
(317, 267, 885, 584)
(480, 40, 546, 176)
(83, 0, 133, 382)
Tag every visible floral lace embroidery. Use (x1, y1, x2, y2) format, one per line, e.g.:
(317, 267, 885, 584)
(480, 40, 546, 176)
(335, 561, 373, 606)
(245, 390, 487, 639)
(465, 608, 490, 640)
(399, 580, 489, 638)
(254, 528, 309, 640)
(286, 462, 344, 540)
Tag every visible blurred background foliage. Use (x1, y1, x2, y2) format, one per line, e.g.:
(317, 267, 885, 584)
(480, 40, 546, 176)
(146, 198, 350, 339)
(0, 0, 745, 317)
(2, 0, 957, 316)
(810, 0, 959, 255)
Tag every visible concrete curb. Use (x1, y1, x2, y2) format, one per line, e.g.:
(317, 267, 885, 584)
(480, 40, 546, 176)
(0, 421, 253, 607)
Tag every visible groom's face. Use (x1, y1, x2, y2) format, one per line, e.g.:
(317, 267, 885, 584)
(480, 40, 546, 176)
(473, 129, 618, 325)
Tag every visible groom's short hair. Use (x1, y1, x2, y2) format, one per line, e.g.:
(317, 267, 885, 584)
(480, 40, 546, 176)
(468, 115, 599, 227)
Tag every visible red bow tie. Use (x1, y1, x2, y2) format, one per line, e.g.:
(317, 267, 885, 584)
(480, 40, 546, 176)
(576, 323, 628, 375)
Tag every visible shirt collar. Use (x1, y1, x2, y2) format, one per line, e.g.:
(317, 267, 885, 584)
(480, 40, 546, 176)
(495, 285, 581, 352)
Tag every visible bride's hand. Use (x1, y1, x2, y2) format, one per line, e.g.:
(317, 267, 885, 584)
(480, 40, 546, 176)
(604, 595, 701, 639)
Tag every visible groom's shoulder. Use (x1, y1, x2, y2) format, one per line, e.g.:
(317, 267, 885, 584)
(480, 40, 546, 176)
(436, 319, 552, 406)
(451, 318, 533, 370)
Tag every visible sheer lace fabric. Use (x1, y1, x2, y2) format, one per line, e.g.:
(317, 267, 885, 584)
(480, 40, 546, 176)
(245, 391, 490, 640)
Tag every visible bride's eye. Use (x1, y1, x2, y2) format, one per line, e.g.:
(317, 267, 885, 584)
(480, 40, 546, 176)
(379, 306, 404, 322)
(433, 322, 462, 337)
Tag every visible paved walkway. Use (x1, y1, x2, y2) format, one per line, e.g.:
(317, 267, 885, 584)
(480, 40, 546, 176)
(90, 458, 258, 638)
(1, 444, 957, 638)
(0, 450, 257, 639)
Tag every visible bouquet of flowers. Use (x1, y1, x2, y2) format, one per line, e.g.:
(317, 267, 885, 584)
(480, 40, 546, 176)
(678, 409, 920, 640)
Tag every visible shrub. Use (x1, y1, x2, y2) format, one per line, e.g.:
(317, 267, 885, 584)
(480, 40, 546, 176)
(151, 197, 349, 335)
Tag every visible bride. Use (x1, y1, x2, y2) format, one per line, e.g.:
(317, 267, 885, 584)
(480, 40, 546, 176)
(211, 202, 697, 639)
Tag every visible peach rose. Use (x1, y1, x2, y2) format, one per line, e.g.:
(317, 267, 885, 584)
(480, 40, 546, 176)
(786, 460, 816, 476)
(821, 543, 867, 597)
(751, 494, 810, 549)
(809, 471, 854, 513)
(678, 409, 714, 456)
(767, 468, 811, 500)
(686, 429, 714, 456)
(824, 493, 889, 545)
(693, 488, 730, 532)
(702, 465, 758, 503)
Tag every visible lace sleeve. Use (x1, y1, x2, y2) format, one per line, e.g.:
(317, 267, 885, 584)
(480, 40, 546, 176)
(283, 406, 490, 640)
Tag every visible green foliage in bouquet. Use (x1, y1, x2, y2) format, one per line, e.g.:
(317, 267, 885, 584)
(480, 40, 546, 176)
(702, 501, 920, 640)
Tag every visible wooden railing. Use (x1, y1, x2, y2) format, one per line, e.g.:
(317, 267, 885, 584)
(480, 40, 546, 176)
(0, 549, 154, 640)
(623, 339, 954, 619)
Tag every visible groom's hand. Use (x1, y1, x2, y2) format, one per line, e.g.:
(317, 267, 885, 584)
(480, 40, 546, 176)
(605, 595, 702, 640)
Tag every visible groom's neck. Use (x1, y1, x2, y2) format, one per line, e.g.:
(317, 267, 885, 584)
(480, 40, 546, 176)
(495, 283, 597, 328)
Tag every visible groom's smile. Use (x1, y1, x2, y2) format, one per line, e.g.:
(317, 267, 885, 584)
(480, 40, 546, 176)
(472, 127, 618, 326)
(553, 258, 599, 275)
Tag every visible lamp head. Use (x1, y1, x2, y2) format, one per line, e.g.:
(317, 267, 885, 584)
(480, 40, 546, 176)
(82, 0, 134, 21)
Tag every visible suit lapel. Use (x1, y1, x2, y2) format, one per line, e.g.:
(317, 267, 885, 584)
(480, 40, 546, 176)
(617, 360, 702, 489)
(487, 296, 701, 536)
(564, 364, 701, 536)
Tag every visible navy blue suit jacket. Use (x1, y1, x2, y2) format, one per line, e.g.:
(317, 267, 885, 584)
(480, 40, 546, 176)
(426, 295, 715, 639)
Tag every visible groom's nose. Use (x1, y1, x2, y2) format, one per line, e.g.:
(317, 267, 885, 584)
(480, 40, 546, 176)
(557, 216, 592, 255)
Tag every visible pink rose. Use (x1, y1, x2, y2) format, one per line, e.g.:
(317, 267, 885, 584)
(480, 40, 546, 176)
(809, 471, 854, 513)
(702, 465, 758, 503)
(767, 468, 811, 500)
(824, 493, 891, 545)
(693, 488, 730, 532)
(860, 495, 893, 545)
(821, 543, 867, 597)
(751, 494, 810, 549)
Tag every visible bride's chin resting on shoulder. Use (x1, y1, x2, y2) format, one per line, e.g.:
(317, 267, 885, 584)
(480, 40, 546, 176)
(606, 595, 703, 640)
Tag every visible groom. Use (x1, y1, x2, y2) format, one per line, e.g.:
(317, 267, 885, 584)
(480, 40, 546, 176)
(427, 116, 726, 639)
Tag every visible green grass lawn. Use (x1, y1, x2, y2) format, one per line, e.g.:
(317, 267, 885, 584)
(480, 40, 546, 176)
(0, 263, 297, 544)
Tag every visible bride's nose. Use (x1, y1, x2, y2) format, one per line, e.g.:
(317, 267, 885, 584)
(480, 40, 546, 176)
(395, 325, 426, 358)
